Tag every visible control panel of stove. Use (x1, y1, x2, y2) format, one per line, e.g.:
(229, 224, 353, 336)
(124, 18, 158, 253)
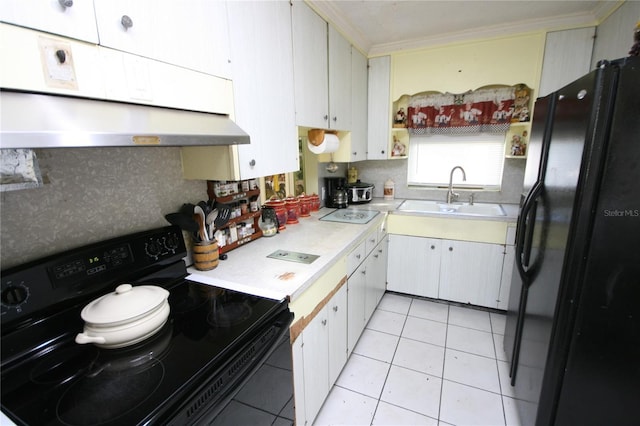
(1, 226, 187, 325)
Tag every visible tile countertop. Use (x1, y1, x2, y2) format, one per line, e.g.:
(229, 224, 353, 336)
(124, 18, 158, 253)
(187, 206, 389, 302)
(186, 198, 518, 302)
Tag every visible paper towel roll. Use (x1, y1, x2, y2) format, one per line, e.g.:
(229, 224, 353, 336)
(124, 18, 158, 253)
(307, 133, 339, 154)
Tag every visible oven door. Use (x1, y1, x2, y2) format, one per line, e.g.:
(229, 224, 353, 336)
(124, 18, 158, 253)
(167, 308, 294, 426)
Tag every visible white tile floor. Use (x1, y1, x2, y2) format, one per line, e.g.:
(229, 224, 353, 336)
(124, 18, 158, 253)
(313, 293, 526, 426)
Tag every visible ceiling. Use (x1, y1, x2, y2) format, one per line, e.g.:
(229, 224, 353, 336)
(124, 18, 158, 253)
(308, 0, 622, 55)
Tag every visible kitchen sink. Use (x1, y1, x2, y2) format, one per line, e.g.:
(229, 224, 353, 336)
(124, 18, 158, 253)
(397, 199, 506, 217)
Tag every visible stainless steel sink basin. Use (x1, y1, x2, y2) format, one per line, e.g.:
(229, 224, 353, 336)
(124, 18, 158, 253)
(397, 199, 506, 217)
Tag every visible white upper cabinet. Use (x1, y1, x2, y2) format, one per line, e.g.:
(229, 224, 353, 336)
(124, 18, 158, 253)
(349, 47, 368, 162)
(292, 2, 351, 130)
(538, 27, 595, 97)
(182, 0, 298, 180)
(0, 0, 99, 43)
(367, 55, 391, 159)
(226, 0, 298, 179)
(292, 1, 328, 129)
(328, 25, 352, 131)
(93, 0, 231, 79)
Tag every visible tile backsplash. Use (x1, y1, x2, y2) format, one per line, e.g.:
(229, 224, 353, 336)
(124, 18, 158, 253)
(0, 148, 206, 269)
(347, 158, 525, 205)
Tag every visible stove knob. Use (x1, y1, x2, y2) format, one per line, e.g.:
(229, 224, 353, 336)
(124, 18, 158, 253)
(164, 234, 179, 251)
(1, 284, 29, 306)
(145, 240, 162, 259)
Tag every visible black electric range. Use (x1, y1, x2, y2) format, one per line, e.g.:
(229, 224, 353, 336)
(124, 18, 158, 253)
(1, 226, 293, 425)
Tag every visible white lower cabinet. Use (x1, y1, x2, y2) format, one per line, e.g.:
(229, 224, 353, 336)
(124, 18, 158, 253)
(293, 222, 389, 425)
(387, 235, 440, 298)
(365, 235, 388, 320)
(439, 240, 505, 307)
(347, 261, 366, 356)
(498, 244, 515, 310)
(293, 284, 347, 426)
(347, 230, 388, 355)
(387, 234, 507, 309)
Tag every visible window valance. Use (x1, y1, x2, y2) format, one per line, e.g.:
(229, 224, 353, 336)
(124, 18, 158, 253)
(398, 84, 531, 136)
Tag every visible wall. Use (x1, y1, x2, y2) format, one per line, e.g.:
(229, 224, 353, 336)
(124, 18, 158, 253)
(0, 148, 206, 269)
(355, 157, 524, 204)
(345, 9, 639, 204)
(391, 32, 546, 98)
(352, 33, 547, 205)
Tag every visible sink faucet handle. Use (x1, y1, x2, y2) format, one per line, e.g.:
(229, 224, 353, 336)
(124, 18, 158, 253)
(469, 193, 474, 205)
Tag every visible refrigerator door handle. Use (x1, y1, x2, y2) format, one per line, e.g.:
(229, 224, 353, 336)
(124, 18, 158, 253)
(515, 181, 543, 283)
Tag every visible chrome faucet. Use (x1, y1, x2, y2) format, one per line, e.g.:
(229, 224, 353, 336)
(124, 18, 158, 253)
(447, 166, 466, 204)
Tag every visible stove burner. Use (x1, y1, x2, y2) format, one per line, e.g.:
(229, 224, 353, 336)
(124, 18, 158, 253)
(56, 359, 164, 426)
(207, 302, 253, 327)
(30, 345, 99, 385)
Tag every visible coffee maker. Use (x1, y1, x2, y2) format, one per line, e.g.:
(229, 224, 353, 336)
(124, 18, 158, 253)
(325, 177, 348, 208)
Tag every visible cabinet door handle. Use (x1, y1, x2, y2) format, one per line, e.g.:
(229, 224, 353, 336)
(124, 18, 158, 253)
(333, 306, 338, 312)
(361, 270, 366, 275)
(249, 159, 256, 167)
(58, 0, 73, 8)
(374, 254, 379, 258)
(356, 254, 361, 259)
(449, 247, 453, 251)
(431, 245, 435, 250)
(321, 319, 327, 326)
(332, 116, 337, 122)
(121, 15, 134, 30)
(323, 115, 329, 121)
(378, 249, 383, 253)
(381, 150, 385, 154)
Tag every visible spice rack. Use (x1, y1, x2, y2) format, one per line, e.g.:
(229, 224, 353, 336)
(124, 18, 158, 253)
(206, 181, 263, 254)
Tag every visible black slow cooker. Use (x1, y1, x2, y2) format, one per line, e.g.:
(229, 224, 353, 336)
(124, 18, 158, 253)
(346, 181, 374, 204)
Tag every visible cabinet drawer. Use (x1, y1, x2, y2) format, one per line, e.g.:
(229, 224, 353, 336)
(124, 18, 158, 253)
(347, 242, 366, 277)
(365, 230, 378, 256)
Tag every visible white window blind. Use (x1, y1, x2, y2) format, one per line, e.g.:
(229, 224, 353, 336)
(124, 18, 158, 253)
(407, 135, 505, 189)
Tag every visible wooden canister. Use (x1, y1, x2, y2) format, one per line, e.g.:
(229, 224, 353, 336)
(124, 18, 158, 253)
(193, 241, 219, 271)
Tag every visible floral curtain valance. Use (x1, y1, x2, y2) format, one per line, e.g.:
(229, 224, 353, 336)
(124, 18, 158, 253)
(397, 84, 531, 136)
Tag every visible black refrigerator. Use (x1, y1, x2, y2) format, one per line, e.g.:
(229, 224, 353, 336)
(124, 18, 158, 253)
(503, 56, 640, 426)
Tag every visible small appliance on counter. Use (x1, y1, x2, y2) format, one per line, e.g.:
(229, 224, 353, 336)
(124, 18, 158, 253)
(346, 180, 374, 204)
(325, 177, 348, 209)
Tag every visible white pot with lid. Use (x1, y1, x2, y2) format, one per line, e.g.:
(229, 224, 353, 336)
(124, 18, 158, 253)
(75, 284, 170, 349)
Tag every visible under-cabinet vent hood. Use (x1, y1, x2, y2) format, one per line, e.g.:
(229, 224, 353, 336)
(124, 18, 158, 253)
(0, 91, 250, 148)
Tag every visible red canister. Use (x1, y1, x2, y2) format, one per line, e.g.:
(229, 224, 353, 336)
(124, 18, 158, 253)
(265, 197, 287, 230)
(298, 194, 311, 217)
(284, 196, 300, 224)
(309, 193, 320, 211)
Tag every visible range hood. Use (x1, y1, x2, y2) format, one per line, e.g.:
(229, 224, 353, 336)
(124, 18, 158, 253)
(0, 91, 250, 148)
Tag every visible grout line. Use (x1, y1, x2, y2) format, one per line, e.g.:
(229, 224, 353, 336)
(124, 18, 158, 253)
(367, 296, 412, 425)
(490, 311, 509, 426)
(437, 301, 451, 423)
